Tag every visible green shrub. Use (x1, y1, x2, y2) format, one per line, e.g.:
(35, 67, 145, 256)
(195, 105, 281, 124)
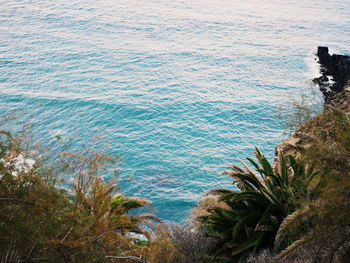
(274, 108, 350, 262)
(200, 148, 318, 263)
(0, 130, 156, 262)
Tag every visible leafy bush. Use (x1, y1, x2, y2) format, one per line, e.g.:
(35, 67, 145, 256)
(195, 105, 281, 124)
(244, 108, 350, 263)
(0, 130, 157, 262)
(300, 107, 350, 174)
(275, 108, 350, 262)
(200, 148, 318, 263)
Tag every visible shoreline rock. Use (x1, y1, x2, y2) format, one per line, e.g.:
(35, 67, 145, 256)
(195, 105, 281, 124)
(313, 46, 350, 103)
(276, 47, 350, 161)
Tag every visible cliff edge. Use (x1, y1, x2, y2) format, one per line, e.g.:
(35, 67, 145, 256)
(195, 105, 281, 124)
(276, 47, 350, 160)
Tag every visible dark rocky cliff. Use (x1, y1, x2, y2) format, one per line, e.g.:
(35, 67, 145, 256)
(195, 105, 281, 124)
(313, 46, 350, 103)
(276, 47, 350, 159)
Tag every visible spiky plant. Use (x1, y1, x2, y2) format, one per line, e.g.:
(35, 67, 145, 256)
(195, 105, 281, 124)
(200, 148, 317, 263)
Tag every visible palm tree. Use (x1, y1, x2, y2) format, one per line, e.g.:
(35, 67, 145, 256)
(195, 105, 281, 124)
(200, 148, 317, 263)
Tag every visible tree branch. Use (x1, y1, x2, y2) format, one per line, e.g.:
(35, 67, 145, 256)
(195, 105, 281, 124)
(105, 255, 145, 262)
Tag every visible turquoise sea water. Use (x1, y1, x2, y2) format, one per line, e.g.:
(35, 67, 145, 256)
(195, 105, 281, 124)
(1, 0, 349, 222)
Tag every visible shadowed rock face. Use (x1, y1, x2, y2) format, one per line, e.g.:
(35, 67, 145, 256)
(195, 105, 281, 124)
(314, 46, 350, 103)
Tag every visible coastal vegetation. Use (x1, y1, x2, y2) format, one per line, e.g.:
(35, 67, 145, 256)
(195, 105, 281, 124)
(199, 148, 318, 262)
(0, 126, 214, 263)
(2, 107, 349, 263)
(0, 129, 157, 262)
(1, 48, 350, 262)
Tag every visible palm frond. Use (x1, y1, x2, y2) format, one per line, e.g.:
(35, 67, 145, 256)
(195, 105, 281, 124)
(200, 147, 317, 263)
(275, 235, 312, 261)
(274, 205, 310, 250)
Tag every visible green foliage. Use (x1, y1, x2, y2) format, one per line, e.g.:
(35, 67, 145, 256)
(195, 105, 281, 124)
(277, 90, 322, 135)
(274, 108, 350, 262)
(1, 105, 349, 263)
(0, 130, 156, 262)
(237, 107, 350, 262)
(301, 108, 350, 174)
(200, 148, 317, 262)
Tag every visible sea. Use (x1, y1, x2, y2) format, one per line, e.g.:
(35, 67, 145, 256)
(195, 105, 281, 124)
(1, 0, 349, 223)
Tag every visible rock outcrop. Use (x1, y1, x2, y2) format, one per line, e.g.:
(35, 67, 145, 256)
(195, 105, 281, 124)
(275, 47, 350, 160)
(313, 46, 350, 103)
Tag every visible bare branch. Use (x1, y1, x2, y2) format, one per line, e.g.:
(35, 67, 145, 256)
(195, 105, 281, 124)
(105, 255, 145, 262)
